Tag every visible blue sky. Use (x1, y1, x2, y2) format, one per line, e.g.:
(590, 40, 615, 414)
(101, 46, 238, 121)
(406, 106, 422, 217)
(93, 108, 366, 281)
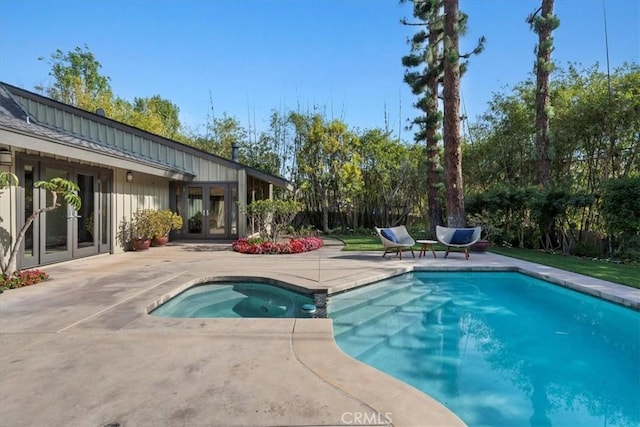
(1, 0, 638, 141)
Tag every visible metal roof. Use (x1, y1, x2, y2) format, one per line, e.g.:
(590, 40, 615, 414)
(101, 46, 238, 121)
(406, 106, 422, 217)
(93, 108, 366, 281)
(0, 82, 291, 189)
(0, 84, 194, 178)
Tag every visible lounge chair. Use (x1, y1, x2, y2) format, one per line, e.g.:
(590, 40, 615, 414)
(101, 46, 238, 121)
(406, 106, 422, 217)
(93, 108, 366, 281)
(436, 225, 482, 260)
(375, 225, 416, 260)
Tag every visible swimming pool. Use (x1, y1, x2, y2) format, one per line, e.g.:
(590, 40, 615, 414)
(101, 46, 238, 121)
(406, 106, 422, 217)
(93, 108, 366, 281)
(150, 282, 316, 318)
(329, 271, 640, 427)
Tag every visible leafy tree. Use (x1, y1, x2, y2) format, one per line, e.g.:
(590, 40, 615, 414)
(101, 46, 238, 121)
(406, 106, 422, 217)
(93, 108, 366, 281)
(37, 44, 113, 110)
(357, 129, 417, 227)
(527, 0, 560, 187)
(37, 46, 186, 140)
(1, 177, 80, 278)
(293, 114, 361, 232)
(551, 63, 640, 188)
(193, 113, 248, 159)
(0, 171, 18, 189)
(464, 87, 536, 191)
(133, 95, 182, 139)
(239, 132, 281, 176)
(265, 110, 296, 178)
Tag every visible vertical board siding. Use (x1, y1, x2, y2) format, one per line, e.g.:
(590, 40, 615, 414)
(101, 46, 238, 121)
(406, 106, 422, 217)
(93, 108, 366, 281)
(123, 131, 132, 152)
(150, 140, 158, 160)
(190, 157, 238, 181)
(112, 168, 171, 253)
(159, 145, 167, 164)
(106, 125, 114, 146)
(98, 123, 107, 144)
(89, 118, 98, 141)
(132, 135, 141, 155)
(64, 111, 73, 131)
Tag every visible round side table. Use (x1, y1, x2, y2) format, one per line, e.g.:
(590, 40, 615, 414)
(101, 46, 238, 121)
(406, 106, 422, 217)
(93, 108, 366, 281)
(416, 239, 437, 258)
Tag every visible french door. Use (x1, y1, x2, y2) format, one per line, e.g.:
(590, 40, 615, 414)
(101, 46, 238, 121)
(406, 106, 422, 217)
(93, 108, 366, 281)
(185, 183, 237, 239)
(19, 159, 111, 269)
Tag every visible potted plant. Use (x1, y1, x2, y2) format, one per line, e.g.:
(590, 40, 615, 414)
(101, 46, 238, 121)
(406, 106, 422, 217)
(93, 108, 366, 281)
(468, 212, 496, 253)
(150, 209, 183, 246)
(130, 209, 154, 250)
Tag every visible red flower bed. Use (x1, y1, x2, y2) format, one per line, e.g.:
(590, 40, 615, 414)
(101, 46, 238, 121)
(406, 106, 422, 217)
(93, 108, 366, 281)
(1, 269, 49, 290)
(232, 237, 324, 254)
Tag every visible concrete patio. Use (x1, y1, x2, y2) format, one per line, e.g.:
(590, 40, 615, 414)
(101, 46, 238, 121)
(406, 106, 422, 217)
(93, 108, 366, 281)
(1, 239, 638, 427)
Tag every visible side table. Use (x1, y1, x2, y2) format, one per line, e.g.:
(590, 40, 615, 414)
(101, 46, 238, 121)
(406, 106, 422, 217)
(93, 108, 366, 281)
(416, 239, 437, 258)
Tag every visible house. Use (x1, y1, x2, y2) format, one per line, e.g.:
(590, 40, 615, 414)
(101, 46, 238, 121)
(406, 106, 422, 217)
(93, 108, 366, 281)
(0, 82, 290, 270)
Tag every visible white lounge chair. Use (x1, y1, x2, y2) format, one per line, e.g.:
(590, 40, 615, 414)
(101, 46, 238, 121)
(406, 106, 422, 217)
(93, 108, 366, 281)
(375, 225, 416, 260)
(436, 225, 482, 260)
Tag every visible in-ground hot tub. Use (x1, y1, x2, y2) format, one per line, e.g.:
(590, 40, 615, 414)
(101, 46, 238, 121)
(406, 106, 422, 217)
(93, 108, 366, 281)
(150, 281, 317, 318)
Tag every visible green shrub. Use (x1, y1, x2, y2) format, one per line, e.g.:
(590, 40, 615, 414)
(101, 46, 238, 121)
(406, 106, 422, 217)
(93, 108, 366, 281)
(573, 241, 601, 258)
(602, 177, 640, 236)
(149, 209, 183, 238)
(602, 177, 640, 261)
(247, 236, 265, 245)
(244, 199, 301, 242)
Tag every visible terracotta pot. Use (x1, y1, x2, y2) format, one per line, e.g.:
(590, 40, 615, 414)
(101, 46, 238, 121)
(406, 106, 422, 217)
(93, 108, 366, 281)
(470, 239, 489, 253)
(151, 235, 169, 247)
(132, 238, 151, 251)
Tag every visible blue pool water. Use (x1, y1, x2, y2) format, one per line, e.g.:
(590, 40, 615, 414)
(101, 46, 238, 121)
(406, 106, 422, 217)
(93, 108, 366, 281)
(329, 272, 640, 427)
(151, 282, 314, 318)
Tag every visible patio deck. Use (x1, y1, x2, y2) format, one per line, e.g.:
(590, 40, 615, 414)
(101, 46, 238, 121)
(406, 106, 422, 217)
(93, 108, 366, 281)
(1, 239, 638, 427)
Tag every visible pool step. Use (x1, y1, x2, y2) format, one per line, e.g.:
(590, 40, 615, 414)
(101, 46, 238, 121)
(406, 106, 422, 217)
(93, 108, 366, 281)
(334, 296, 453, 359)
(190, 296, 245, 317)
(332, 288, 433, 336)
(357, 300, 457, 360)
(333, 294, 451, 340)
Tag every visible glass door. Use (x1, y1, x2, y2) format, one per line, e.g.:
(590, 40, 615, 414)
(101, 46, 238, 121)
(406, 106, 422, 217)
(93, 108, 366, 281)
(73, 171, 99, 257)
(19, 162, 39, 269)
(41, 166, 72, 264)
(207, 185, 226, 236)
(18, 158, 111, 269)
(186, 186, 204, 236)
(97, 172, 111, 254)
(185, 183, 237, 239)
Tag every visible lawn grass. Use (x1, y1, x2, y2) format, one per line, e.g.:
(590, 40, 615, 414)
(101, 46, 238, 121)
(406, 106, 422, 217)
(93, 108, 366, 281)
(331, 234, 640, 289)
(489, 247, 640, 289)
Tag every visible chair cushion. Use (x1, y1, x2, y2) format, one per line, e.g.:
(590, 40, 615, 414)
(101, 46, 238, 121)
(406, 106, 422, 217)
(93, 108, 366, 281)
(380, 228, 399, 243)
(450, 228, 474, 245)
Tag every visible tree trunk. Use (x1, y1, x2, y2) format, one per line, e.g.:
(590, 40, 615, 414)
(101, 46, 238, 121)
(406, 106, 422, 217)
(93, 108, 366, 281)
(443, 0, 466, 227)
(426, 5, 444, 237)
(2, 202, 59, 278)
(321, 188, 329, 233)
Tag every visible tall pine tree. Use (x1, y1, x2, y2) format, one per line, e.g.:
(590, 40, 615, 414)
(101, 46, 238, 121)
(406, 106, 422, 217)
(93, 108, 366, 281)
(442, 0, 484, 227)
(527, 0, 560, 187)
(401, 0, 444, 236)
